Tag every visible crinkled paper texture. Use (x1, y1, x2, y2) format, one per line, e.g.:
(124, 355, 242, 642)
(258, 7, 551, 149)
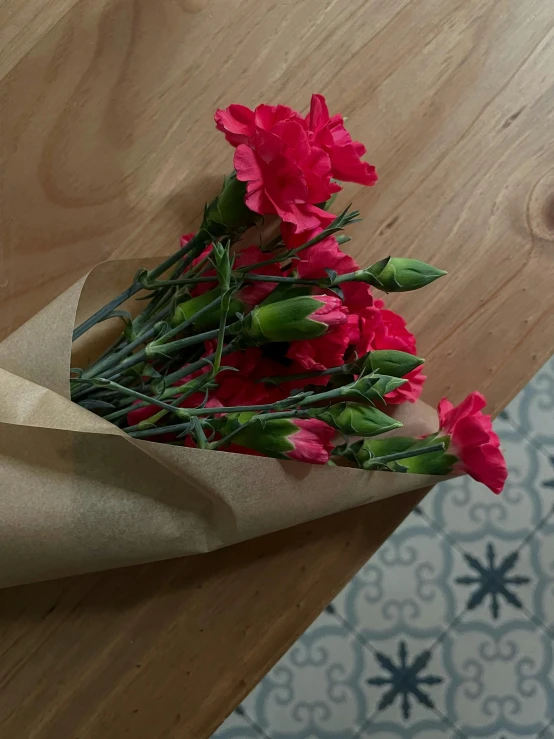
(0, 259, 441, 588)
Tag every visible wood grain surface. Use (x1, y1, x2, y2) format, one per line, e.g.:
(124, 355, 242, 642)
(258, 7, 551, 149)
(1, 0, 554, 737)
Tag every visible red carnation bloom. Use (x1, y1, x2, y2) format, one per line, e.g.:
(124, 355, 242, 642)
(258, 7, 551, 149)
(438, 392, 508, 494)
(216, 102, 337, 238)
(306, 94, 378, 187)
(295, 235, 374, 314)
(208, 347, 287, 407)
(286, 314, 360, 381)
(286, 418, 335, 464)
(215, 95, 376, 240)
(309, 294, 350, 332)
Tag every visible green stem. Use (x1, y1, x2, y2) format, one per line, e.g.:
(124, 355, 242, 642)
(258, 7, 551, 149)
(239, 274, 319, 285)
(81, 294, 224, 384)
(213, 292, 232, 374)
(72, 230, 209, 341)
(192, 417, 208, 448)
(143, 327, 221, 362)
(363, 443, 445, 467)
(105, 346, 235, 424)
(81, 326, 158, 381)
(141, 276, 219, 288)
(128, 421, 196, 439)
(89, 380, 191, 419)
(162, 344, 235, 386)
(260, 363, 351, 385)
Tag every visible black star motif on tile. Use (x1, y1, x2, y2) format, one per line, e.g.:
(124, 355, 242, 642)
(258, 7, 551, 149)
(367, 641, 443, 719)
(456, 542, 531, 619)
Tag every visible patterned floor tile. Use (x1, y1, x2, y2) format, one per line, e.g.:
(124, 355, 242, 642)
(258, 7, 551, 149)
(441, 610, 554, 737)
(421, 416, 554, 544)
(452, 537, 535, 624)
(356, 719, 462, 738)
(212, 708, 265, 739)
(333, 515, 467, 642)
(362, 634, 450, 730)
(527, 515, 554, 633)
(539, 723, 554, 738)
(240, 610, 373, 739)
(504, 355, 554, 456)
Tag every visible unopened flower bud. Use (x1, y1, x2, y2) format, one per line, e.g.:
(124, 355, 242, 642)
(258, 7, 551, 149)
(307, 403, 402, 437)
(356, 350, 425, 378)
(204, 173, 255, 230)
(241, 295, 348, 343)
(173, 289, 244, 331)
(356, 257, 446, 292)
(333, 435, 454, 473)
(221, 413, 334, 464)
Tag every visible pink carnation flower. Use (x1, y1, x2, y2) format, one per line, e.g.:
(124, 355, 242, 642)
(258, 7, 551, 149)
(438, 392, 508, 494)
(215, 95, 377, 240)
(286, 418, 335, 465)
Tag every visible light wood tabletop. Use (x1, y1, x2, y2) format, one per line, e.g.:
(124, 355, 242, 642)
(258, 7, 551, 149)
(1, 1, 554, 737)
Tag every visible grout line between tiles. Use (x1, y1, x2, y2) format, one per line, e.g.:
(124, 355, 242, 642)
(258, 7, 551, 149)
(538, 717, 554, 738)
(235, 705, 273, 739)
(500, 410, 554, 467)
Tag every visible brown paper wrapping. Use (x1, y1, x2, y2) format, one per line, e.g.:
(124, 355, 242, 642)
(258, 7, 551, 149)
(0, 260, 443, 589)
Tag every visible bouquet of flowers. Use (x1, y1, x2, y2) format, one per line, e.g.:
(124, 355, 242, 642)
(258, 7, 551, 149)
(0, 95, 507, 588)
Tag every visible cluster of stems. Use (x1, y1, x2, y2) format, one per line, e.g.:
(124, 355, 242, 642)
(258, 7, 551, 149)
(71, 186, 442, 467)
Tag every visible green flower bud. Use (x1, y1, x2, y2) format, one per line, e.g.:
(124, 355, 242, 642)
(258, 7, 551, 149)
(340, 435, 456, 473)
(219, 413, 333, 463)
(220, 413, 297, 458)
(173, 289, 244, 331)
(307, 403, 402, 437)
(357, 257, 447, 292)
(240, 295, 348, 343)
(204, 173, 254, 229)
(356, 349, 425, 377)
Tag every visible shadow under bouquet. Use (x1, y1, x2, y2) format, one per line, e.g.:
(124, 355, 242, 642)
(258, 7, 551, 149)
(0, 95, 507, 587)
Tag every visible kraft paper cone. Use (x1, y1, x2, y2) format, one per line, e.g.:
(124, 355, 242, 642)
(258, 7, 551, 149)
(0, 259, 443, 588)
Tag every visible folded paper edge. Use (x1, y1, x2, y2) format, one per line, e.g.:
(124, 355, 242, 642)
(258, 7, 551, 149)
(0, 258, 445, 485)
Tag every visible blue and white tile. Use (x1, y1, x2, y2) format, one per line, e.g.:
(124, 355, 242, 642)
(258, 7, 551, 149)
(356, 718, 462, 738)
(539, 723, 554, 738)
(441, 613, 554, 737)
(504, 355, 554, 457)
(212, 708, 264, 739)
(362, 634, 450, 732)
(490, 731, 552, 739)
(333, 515, 467, 642)
(527, 514, 554, 633)
(421, 416, 554, 544)
(452, 537, 535, 625)
(241, 610, 372, 739)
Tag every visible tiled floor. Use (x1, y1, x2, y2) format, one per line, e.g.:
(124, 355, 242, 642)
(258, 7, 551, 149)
(213, 356, 554, 739)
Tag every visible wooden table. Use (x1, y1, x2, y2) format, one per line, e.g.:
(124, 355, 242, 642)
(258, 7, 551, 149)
(1, 1, 553, 737)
